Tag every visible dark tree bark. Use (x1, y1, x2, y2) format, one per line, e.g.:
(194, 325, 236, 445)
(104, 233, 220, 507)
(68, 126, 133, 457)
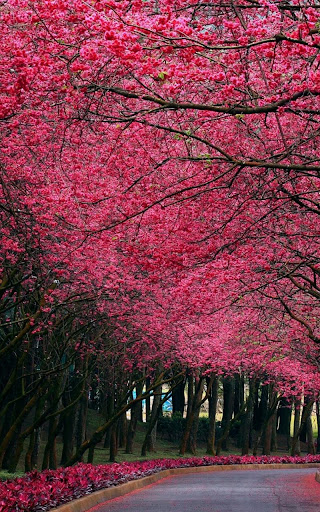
(145, 377, 151, 421)
(0, 390, 40, 469)
(216, 400, 247, 456)
(60, 412, 74, 466)
(262, 414, 273, 455)
(125, 406, 138, 454)
(234, 374, 244, 417)
(6, 428, 23, 474)
(75, 393, 88, 454)
(252, 380, 261, 432)
(172, 378, 185, 415)
(146, 385, 162, 453)
(31, 427, 41, 470)
(221, 376, 235, 451)
(254, 384, 269, 431)
(300, 404, 308, 443)
(103, 392, 115, 449)
(179, 376, 200, 455)
(306, 404, 315, 454)
(42, 415, 59, 470)
(292, 398, 301, 455)
(180, 375, 214, 455)
(262, 387, 278, 456)
(25, 396, 45, 472)
(141, 384, 162, 456)
(75, 359, 89, 456)
(291, 400, 315, 455)
(109, 422, 118, 462)
(186, 400, 201, 454)
(271, 411, 278, 452)
(240, 379, 255, 455)
(60, 370, 86, 466)
(206, 376, 219, 455)
(137, 396, 143, 423)
(186, 375, 194, 423)
(252, 384, 269, 455)
(277, 398, 292, 450)
(118, 413, 127, 449)
(316, 401, 320, 454)
(125, 381, 144, 454)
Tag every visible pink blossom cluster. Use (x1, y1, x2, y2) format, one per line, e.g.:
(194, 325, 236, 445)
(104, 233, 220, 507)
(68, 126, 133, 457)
(1, 455, 320, 512)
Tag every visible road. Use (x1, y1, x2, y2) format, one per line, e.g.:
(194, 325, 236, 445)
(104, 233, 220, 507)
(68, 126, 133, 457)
(88, 468, 320, 512)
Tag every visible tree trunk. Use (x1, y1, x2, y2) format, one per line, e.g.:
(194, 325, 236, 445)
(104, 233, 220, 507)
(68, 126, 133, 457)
(252, 382, 267, 453)
(241, 379, 255, 455)
(60, 412, 74, 466)
(25, 424, 42, 473)
(291, 398, 301, 456)
(263, 414, 273, 455)
(31, 427, 41, 470)
(141, 386, 162, 456)
(291, 400, 313, 456)
(118, 413, 127, 449)
(253, 383, 268, 432)
(187, 401, 201, 454)
(76, 393, 88, 454)
(186, 375, 194, 422)
(0, 391, 40, 469)
(221, 376, 235, 451)
(125, 381, 143, 453)
(2, 422, 23, 471)
(234, 374, 244, 416)
(180, 376, 205, 455)
(316, 402, 320, 454)
(7, 435, 24, 474)
(42, 416, 59, 470)
(306, 403, 315, 454)
(262, 387, 277, 455)
(271, 412, 277, 452)
(103, 393, 115, 448)
(216, 400, 247, 456)
(206, 376, 219, 455)
(137, 397, 143, 423)
(145, 377, 151, 421)
(125, 409, 137, 454)
(23, 395, 46, 472)
(172, 378, 185, 415)
(300, 404, 309, 443)
(146, 385, 162, 453)
(109, 422, 118, 462)
(277, 398, 292, 451)
(25, 430, 36, 473)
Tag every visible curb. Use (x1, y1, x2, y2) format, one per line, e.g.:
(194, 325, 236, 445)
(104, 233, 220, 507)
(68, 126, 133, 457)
(52, 463, 320, 512)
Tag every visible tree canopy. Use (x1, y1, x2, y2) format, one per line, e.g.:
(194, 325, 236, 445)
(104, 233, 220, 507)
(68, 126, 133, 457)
(1, 0, 320, 467)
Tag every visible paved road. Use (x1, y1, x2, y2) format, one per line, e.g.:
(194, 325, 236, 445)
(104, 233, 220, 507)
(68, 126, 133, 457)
(89, 468, 320, 512)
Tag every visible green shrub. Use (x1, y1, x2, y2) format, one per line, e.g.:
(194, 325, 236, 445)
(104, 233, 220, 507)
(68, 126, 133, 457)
(158, 412, 186, 442)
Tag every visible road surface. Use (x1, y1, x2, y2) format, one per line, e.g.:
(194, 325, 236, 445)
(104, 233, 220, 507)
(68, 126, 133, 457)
(89, 468, 320, 512)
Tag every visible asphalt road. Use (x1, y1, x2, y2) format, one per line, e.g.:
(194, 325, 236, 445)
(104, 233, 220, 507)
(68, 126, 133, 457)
(89, 468, 320, 512)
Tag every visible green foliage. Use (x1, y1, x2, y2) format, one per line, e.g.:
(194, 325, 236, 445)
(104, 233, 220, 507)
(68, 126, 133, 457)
(0, 470, 24, 481)
(158, 413, 231, 443)
(158, 412, 186, 442)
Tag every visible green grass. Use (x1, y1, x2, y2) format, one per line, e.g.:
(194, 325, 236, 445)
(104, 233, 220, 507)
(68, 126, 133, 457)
(0, 470, 24, 480)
